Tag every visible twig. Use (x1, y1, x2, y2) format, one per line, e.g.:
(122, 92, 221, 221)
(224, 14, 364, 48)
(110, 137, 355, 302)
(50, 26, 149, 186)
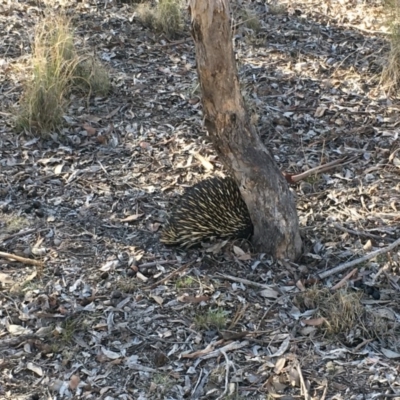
(143, 262, 193, 289)
(214, 273, 280, 291)
(0, 251, 43, 267)
(216, 350, 231, 400)
(157, 37, 192, 47)
(183, 340, 249, 360)
(372, 393, 400, 399)
(0, 291, 21, 310)
(284, 156, 358, 184)
(182, 341, 222, 359)
(229, 304, 248, 329)
(0, 334, 40, 348)
(372, 263, 391, 285)
(320, 382, 328, 400)
(296, 361, 311, 400)
(342, 23, 389, 35)
(232, 11, 268, 29)
(0, 228, 37, 244)
(258, 293, 292, 327)
(333, 223, 394, 243)
(386, 272, 400, 291)
(97, 160, 110, 177)
(353, 338, 373, 352)
(319, 237, 400, 279)
(192, 369, 203, 398)
(202, 340, 249, 360)
(330, 268, 358, 290)
(191, 369, 210, 400)
(139, 260, 178, 268)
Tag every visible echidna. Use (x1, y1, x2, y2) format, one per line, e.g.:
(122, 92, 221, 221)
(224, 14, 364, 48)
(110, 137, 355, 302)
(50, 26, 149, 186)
(161, 176, 254, 248)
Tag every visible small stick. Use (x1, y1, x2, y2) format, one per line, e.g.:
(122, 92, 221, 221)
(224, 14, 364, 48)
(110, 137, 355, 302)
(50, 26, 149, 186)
(158, 37, 192, 47)
(0, 251, 43, 267)
(201, 340, 249, 360)
(0, 228, 37, 244)
(214, 273, 280, 291)
(319, 237, 400, 279)
(333, 223, 394, 243)
(143, 262, 193, 289)
(0, 334, 39, 348)
(215, 350, 231, 400)
(284, 156, 358, 184)
(182, 341, 222, 359)
(330, 268, 358, 290)
(296, 361, 311, 400)
(320, 382, 328, 400)
(139, 260, 178, 268)
(182, 340, 249, 360)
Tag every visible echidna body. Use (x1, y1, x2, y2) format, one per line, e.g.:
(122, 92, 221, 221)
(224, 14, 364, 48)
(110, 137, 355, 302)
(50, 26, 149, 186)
(161, 176, 254, 248)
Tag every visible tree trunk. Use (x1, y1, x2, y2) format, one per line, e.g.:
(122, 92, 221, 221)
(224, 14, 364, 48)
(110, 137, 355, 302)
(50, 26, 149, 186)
(189, 0, 302, 260)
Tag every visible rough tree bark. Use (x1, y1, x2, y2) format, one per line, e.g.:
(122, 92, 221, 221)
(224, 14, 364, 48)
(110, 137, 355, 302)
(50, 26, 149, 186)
(189, 0, 302, 260)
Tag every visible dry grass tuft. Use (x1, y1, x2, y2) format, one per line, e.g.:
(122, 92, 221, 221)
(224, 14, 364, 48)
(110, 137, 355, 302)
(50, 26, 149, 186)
(295, 286, 398, 344)
(381, 0, 400, 94)
(155, 0, 184, 37)
(136, 3, 156, 28)
(17, 15, 77, 134)
(295, 287, 365, 336)
(74, 58, 111, 97)
(268, 3, 286, 15)
(241, 8, 261, 32)
(2, 214, 30, 233)
(175, 276, 197, 289)
(194, 308, 228, 330)
(136, 0, 184, 38)
(17, 14, 110, 136)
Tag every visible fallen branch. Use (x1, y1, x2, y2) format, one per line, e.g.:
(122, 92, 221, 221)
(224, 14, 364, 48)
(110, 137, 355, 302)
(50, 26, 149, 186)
(283, 156, 358, 184)
(319, 237, 400, 279)
(333, 223, 394, 243)
(0, 251, 43, 267)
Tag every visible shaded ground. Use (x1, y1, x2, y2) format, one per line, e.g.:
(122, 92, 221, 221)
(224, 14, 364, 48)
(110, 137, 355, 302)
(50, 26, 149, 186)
(1, 0, 400, 399)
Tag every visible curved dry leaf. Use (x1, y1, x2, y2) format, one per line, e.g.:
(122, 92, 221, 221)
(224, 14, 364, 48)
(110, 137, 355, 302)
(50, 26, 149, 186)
(54, 164, 64, 175)
(150, 294, 163, 305)
(274, 357, 287, 374)
(178, 295, 209, 303)
(7, 324, 32, 336)
(288, 365, 300, 387)
(381, 348, 400, 359)
(101, 347, 122, 360)
(259, 287, 280, 299)
(120, 213, 144, 222)
(268, 336, 290, 358)
(69, 375, 80, 390)
(302, 317, 326, 326)
(0, 272, 13, 285)
(26, 362, 43, 377)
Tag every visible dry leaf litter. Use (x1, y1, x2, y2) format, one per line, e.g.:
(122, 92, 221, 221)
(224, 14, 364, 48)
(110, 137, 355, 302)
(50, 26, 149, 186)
(1, 0, 400, 399)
